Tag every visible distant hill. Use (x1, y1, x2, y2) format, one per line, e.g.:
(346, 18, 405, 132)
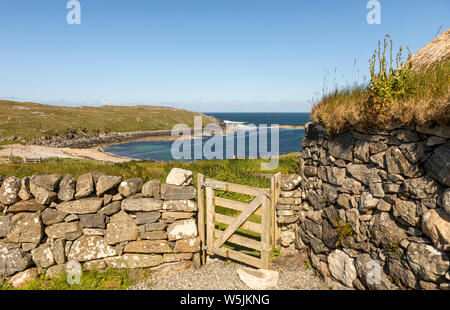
(0, 100, 219, 142)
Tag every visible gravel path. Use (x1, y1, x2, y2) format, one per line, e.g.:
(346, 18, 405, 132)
(129, 257, 327, 290)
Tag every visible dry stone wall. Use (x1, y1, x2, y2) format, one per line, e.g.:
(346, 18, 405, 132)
(0, 168, 201, 284)
(276, 122, 450, 290)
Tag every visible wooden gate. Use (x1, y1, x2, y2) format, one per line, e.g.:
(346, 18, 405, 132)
(197, 173, 281, 269)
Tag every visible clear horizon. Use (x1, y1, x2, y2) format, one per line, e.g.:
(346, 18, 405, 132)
(0, 0, 448, 112)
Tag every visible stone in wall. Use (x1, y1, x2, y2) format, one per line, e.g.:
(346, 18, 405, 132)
(439, 189, 450, 215)
(7, 200, 46, 214)
(105, 211, 139, 245)
(7, 213, 43, 244)
(0, 215, 10, 238)
(160, 184, 196, 200)
(135, 212, 161, 225)
(142, 179, 161, 199)
(18, 177, 33, 201)
(0, 243, 32, 276)
(393, 199, 418, 227)
(31, 242, 55, 269)
(163, 200, 198, 212)
(31, 187, 57, 205)
(166, 168, 194, 186)
(42, 208, 67, 225)
(385, 147, 421, 178)
(425, 142, 450, 186)
(121, 198, 163, 212)
(174, 237, 201, 253)
(75, 173, 94, 199)
(328, 132, 354, 161)
(58, 175, 76, 202)
(68, 236, 117, 261)
(327, 249, 357, 288)
(422, 209, 450, 251)
(167, 219, 198, 241)
(406, 242, 449, 283)
(8, 268, 39, 288)
(105, 254, 163, 269)
(281, 175, 302, 191)
(79, 214, 106, 229)
(118, 178, 144, 198)
(45, 222, 83, 241)
(98, 201, 121, 216)
(0, 177, 21, 205)
(354, 254, 396, 290)
(123, 240, 172, 254)
(56, 198, 103, 214)
(30, 174, 62, 192)
(96, 175, 122, 196)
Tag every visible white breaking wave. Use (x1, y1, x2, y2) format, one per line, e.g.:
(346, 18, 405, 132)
(223, 120, 246, 124)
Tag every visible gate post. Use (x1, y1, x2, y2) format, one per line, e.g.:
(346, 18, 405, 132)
(205, 180, 215, 260)
(271, 173, 282, 249)
(197, 173, 206, 265)
(261, 194, 271, 269)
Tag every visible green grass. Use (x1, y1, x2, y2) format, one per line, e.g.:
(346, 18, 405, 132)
(0, 268, 135, 290)
(0, 100, 218, 141)
(334, 220, 354, 247)
(312, 36, 450, 134)
(304, 259, 312, 271)
(0, 153, 299, 184)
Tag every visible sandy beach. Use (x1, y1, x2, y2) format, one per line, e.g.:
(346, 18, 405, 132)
(0, 144, 131, 163)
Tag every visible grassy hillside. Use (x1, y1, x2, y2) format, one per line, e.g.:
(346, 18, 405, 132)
(0, 100, 218, 140)
(312, 32, 450, 134)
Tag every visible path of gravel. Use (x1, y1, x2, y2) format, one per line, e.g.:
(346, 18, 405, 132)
(129, 257, 328, 290)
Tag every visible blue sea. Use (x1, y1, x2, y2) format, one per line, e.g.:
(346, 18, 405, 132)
(103, 113, 311, 161)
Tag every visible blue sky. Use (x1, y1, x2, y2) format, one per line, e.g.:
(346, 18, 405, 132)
(0, 0, 448, 112)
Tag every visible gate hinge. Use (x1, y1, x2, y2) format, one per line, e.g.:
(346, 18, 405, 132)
(202, 245, 226, 256)
(201, 182, 224, 190)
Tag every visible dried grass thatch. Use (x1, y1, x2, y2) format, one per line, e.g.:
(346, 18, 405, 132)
(408, 29, 450, 71)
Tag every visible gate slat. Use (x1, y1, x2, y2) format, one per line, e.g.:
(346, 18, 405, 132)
(219, 247, 262, 269)
(206, 179, 270, 196)
(213, 194, 264, 249)
(214, 229, 261, 251)
(214, 197, 262, 216)
(214, 213, 262, 234)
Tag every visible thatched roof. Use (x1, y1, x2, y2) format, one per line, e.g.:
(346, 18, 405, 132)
(408, 29, 450, 70)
